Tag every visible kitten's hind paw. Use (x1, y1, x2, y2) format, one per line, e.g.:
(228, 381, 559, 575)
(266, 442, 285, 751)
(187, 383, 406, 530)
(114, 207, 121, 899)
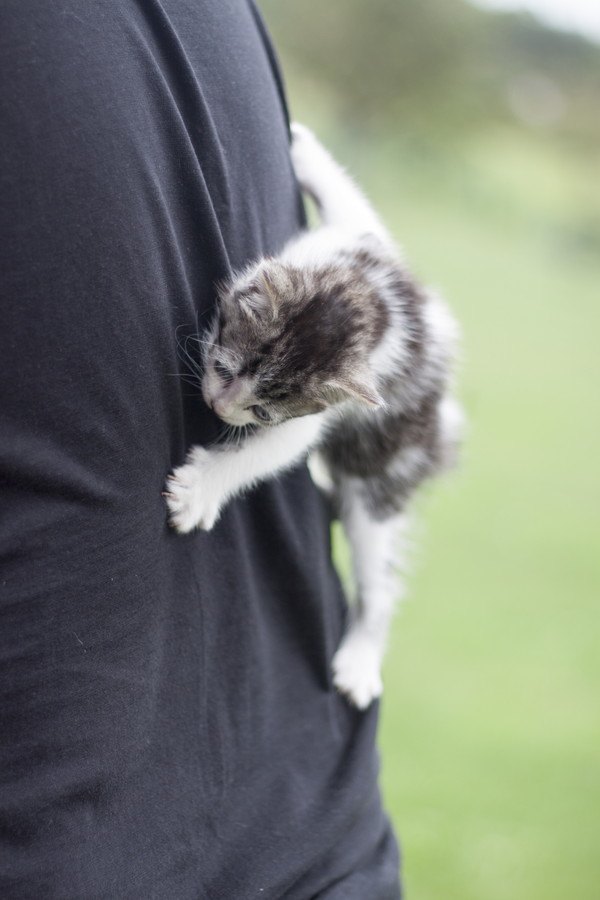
(332, 632, 383, 710)
(290, 121, 315, 143)
(164, 448, 222, 533)
(290, 122, 326, 193)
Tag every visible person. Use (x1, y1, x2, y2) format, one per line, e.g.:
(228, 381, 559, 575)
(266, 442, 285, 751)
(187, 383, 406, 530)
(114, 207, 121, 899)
(0, 2, 401, 896)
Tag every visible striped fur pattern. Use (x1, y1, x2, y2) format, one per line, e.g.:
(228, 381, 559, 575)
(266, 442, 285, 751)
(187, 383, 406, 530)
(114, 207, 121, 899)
(165, 124, 463, 708)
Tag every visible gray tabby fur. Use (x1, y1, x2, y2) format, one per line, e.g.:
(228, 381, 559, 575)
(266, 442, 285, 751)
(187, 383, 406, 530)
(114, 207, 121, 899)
(165, 124, 463, 708)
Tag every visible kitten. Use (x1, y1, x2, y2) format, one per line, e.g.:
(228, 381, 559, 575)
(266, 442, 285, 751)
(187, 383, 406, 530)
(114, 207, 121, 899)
(165, 124, 462, 708)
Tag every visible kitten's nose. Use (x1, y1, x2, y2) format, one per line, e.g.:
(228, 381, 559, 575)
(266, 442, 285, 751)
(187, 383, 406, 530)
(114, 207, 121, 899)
(212, 380, 243, 419)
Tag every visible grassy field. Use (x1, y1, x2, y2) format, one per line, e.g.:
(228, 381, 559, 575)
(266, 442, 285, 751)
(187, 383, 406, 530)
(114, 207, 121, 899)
(323, 123, 600, 899)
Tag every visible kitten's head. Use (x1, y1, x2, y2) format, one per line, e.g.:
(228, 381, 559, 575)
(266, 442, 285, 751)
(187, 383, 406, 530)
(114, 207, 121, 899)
(201, 259, 385, 427)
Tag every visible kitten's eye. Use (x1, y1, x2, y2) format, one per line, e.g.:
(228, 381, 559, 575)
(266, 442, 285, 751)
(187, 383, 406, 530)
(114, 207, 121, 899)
(214, 360, 233, 380)
(251, 405, 271, 423)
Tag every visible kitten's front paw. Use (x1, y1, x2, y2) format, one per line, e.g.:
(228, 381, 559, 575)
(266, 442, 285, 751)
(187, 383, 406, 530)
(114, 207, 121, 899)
(332, 631, 383, 710)
(164, 447, 222, 533)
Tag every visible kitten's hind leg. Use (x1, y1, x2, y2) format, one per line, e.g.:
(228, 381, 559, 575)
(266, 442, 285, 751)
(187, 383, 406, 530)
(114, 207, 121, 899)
(291, 123, 389, 241)
(332, 478, 406, 709)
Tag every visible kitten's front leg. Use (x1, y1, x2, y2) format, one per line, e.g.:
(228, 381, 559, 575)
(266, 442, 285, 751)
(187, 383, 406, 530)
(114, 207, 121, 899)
(165, 414, 326, 533)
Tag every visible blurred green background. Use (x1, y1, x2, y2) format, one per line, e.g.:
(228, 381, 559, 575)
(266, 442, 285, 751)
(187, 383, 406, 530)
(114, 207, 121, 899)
(259, 1, 600, 898)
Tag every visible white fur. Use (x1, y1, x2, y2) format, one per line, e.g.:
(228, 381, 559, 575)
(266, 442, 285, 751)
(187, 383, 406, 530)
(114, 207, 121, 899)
(370, 305, 407, 387)
(307, 449, 335, 497)
(280, 226, 352, 269)
(438, 394, 465, 469)
(392, 445, 429, 481)
(423, 289, 460, 379)
(331, 476, 406, 707)
(166, 124, 459, 709)
(290, 123, 391, 243)
(165, 413, 327, 532)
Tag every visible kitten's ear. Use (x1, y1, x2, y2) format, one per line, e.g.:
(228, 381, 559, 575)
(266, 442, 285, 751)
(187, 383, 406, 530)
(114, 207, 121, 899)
(239, 270, 279, 321)
(325, 369, 384, 408)
(258, 270, 280, 318)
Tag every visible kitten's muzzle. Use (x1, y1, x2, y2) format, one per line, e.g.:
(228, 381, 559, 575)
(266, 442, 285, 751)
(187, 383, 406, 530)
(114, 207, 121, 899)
(210, 379, 250, 423)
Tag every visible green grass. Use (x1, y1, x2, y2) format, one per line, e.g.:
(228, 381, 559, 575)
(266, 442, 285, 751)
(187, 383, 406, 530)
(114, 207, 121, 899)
(327, 129, 600, 899)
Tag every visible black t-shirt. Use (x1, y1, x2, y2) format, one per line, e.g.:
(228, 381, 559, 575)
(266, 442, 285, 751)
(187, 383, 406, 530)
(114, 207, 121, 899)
(0, 1, 400, 896)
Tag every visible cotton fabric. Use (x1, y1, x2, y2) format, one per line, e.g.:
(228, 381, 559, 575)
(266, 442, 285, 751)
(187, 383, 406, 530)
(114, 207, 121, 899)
(0, 2, 401, 896)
